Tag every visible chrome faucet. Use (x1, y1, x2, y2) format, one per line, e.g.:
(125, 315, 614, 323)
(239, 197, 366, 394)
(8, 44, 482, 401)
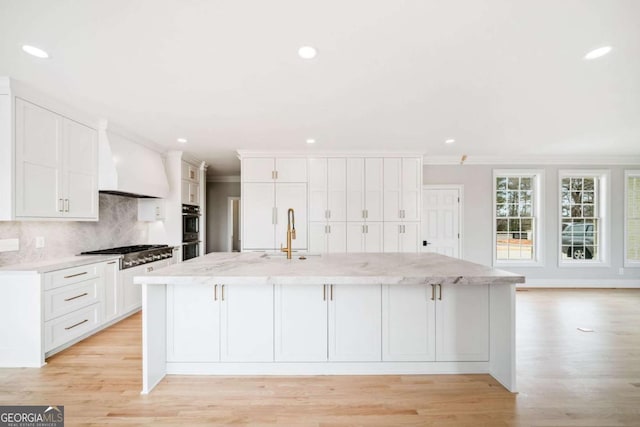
(280, 208, 296, 259)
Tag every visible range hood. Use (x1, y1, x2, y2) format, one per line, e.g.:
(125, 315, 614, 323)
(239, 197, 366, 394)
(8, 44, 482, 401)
(98, 120, 169, 198)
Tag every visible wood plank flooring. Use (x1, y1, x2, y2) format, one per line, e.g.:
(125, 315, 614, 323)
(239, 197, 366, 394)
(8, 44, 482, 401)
(1, 289, 639, 426)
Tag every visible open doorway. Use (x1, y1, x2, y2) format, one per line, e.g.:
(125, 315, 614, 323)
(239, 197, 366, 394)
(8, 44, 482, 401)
(227, 197, 241, 252)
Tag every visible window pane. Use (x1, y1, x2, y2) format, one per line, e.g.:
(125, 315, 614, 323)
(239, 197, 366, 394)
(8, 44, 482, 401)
(584, 178, 595, 191)
(627, 175, 640, 262)
(496, 205, 507, 217)
(520, 177, 532, 190)
(508, 177, 519, 190)
(496, 177, 507, 190)
(496, 191, 507, 204)
(583, 205, 594, 217)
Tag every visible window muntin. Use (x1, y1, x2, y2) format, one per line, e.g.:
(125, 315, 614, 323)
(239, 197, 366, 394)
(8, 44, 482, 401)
(494, 172, 540, 264)
(558, 170, 609, 266)
(626, 171, 640, 266)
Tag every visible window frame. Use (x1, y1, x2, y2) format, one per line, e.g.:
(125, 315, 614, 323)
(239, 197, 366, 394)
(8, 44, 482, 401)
(492, 169, 544, 267)
(558, 169, 610, 267)
(624, 170, 640, 267)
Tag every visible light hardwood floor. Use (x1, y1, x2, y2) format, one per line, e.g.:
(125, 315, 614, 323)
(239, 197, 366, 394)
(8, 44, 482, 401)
(1, 289, 639, 426)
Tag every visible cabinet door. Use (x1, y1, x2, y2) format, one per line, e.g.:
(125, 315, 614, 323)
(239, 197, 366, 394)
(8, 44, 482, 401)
(275, 284, 327, 361)
(121, 264, 145, 314)
(275, 183, 307, 250)
(346, 158, 365, 221)
(383, 158, 402, 221)
(64, 119, 98, 218)
(182, 161, 200, 183)
(308, 158, 327, 222)
(436, 284, 489, 361)
(243, 158, 275, 182)
(190, 183, 199, 205)
(326, 222, 347, 253)
(401, 157, 421, 221)
(364, 158, 384, 221)
(382, 284, 435, 361)
(327, 158, 346, 221)
(346, 223, 364, 252)
(275, 158, 307, 182)
(181, 180, 191, 205)
(167, 284, 220, 362)
(220, 284, 274, 362)
(401, 222, 420, 253)
(14, 98, 63, 218)
(308, 222, 327, 253)
(103, 260, 120, 321)
(383, 222, 401, 253)
(364, 222, 383, 252)
(242, 183, 275, 250)
(328, 284, 381, 361)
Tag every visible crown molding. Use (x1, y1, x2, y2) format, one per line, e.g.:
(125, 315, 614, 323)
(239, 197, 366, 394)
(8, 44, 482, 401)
(237, 150, 425, 159)
(423, 155, 640, 166)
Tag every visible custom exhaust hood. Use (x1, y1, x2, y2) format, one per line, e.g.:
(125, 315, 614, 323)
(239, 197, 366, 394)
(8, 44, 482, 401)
(98, 120, 169, 198)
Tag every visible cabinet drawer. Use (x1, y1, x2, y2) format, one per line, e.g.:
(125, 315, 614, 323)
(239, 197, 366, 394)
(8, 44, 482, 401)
(44, 303, 101, 352)
(44, 278, 103, 321)
(44, 263, 101, 290)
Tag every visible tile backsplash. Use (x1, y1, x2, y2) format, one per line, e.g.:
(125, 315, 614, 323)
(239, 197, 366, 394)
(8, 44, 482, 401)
(0, 193, 148, 266)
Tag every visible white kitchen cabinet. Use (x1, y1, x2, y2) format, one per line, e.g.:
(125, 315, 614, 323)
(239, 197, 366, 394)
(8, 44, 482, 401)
(328, 284, 382, 361)
(181, 181, 199, 206)
(435, 283, 489, 361)
(121, 259, 171, 315)
(181, 161, 200, 183)
(167, 284, 220, 362)
(242, 157, 306, 183)
(14, 98, 98, 220)
(383, 157, 421, 222)
(383, 222, 420, 253)
(346, 222, 383, 253)
(243, 182, 307, 251)
(138, 198, 165, 221)
(275, 284, 328, 361)
(383, 283, 488, 362)
(103, 259, 120, 322)
(382, 284, 435, 361)
(220, 284, 274, 362)
(346, 158, 384, 222)
(309, 158, 346, 222)
(309, 222, 346, 253)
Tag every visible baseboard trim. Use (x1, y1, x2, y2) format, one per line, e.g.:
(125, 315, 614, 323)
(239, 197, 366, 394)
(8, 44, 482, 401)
(518, 279, 640, 288)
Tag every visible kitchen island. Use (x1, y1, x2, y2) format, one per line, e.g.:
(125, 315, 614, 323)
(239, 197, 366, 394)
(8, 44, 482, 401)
(135, 252, 524, 394)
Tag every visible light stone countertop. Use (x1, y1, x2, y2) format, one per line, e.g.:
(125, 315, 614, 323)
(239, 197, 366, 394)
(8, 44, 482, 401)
(134, 252, 524, 286)
(0, 254, 122, 275)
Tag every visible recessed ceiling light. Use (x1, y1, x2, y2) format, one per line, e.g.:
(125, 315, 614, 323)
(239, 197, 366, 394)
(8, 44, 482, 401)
(445, 139, 455, 144)
(306, 138, 316, 144)
(177, 138, 188, 143)
(298, 46, 317, 59)
(584, 46, 612, 60)
(22, 45, 49, 59)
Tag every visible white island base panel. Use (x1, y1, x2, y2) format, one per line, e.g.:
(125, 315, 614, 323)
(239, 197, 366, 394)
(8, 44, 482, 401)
(141, 282, 517, 394)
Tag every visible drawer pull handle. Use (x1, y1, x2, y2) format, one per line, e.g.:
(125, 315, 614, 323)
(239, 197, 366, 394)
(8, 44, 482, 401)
(64, 292, 88, 302)
(63, 271, 88, 279)
(107, 261, 117, 265)
(65, 319, 88, 330)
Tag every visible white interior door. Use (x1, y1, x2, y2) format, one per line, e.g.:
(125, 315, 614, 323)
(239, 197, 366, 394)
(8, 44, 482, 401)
(421, 187, 461, 258)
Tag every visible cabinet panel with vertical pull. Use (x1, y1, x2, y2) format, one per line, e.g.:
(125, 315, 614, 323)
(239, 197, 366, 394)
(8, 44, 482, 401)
(383, 283, 488, 362)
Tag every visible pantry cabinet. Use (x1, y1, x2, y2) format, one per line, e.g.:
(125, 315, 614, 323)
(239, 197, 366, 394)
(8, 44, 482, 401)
(346, 222, 383, 252)
(242, 157, 307, 183)
(346, 158, 384, 222)
(383, 157, 421, 222)
(383, 221, 420, 253)
(309, 222, 346, 253)
(13, 98, 98, 220)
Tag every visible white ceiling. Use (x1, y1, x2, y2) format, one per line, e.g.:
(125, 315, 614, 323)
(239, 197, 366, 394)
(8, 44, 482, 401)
(1, 0, 639, 175)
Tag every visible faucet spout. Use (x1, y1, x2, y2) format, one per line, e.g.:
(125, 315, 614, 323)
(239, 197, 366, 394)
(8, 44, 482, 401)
(280, 208, 296, 259)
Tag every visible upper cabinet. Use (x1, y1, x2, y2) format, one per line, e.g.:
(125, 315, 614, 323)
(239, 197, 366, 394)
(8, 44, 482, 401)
(242, 157, 307, 183)
(309, 158, 346, 222)
(346, 158, 384, 222)
(181, 160, 200, 206)
(9, 97, 98, 220)
(383, 157, 421, 222)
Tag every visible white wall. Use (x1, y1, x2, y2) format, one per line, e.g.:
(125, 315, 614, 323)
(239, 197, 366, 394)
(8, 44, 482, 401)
(424, 164, 640, 285)
(206, 181, 240, 253)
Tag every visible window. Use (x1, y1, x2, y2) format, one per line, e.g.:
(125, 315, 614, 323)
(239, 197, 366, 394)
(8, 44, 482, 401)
(493, 170, 543, 266)
(625, 170, 640, 267)
(559, 170, 609, 265)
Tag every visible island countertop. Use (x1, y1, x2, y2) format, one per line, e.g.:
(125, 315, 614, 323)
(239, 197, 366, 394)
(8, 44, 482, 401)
(134, 252, 524, 286)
